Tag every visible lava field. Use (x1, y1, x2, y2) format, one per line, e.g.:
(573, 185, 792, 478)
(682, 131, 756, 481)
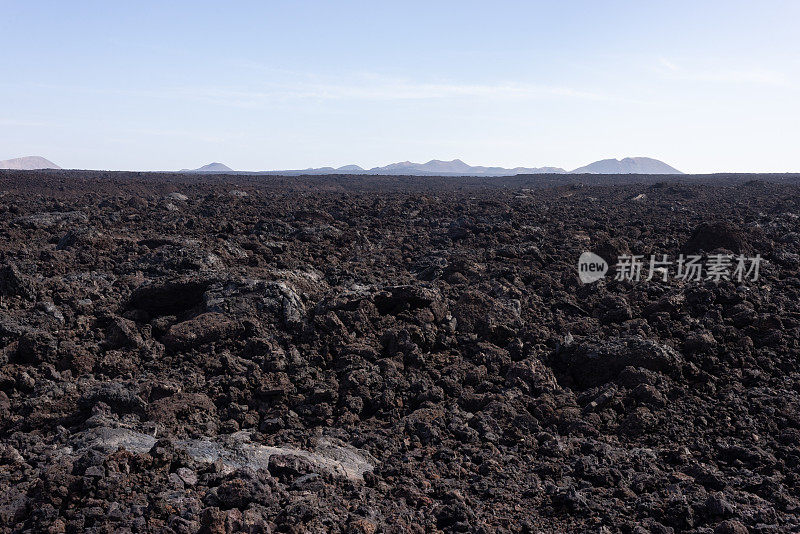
(1, 170, 799, 533)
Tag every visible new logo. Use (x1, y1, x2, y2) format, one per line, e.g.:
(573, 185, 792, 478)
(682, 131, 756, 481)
(578, 251, 608, 283)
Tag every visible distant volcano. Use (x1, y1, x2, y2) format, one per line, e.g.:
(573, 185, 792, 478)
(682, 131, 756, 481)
(570, 157, 682, 174)
(0, 156, 61, 170)
(181, 162, 234, 173)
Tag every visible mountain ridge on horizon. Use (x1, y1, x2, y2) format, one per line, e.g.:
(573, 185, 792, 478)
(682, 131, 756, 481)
(182, 156, 683, 176)
(0, 155, 685, 175)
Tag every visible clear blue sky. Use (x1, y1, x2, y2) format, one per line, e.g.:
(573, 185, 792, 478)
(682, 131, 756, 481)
(2, 1, 798, 173)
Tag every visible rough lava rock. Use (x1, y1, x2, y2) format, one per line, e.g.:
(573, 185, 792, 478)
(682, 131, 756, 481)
(0, 170, 798, 532)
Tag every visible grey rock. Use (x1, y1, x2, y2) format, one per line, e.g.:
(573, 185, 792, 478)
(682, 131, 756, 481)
(72, 427, 375, 481)
(0, 263, 36, 299)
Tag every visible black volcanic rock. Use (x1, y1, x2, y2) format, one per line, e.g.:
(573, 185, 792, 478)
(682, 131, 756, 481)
(553, 336, 683, 389)
(0, 263, 36, 300)
(0, 169, 798, 532)
(682, 221, 753, 254)
(129, 277, 213, 315)
(594, 237, 631, 266)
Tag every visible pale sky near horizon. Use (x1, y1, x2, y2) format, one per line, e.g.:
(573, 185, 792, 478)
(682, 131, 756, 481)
(1, 1, 799, 173)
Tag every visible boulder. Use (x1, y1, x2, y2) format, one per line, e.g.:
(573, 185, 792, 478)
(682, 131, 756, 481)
(80, 382, 147, 414)
(0, 263, 36, 299)
(129, 277, 213, 316)
(682, 221, 752, 254)
(553, 336, 683, 390)
(15, 330, 58, 365)
(452, 290, 522, 343)
(162, 312, 241, 350)
(56, 227, 98, 250)
(105, 316, 144, 349)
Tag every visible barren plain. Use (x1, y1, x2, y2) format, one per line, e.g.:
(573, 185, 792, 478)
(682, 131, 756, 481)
(0, 170, 799, 533)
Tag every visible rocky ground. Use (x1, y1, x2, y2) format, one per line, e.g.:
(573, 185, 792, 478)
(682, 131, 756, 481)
(0, 170, 799, 533)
